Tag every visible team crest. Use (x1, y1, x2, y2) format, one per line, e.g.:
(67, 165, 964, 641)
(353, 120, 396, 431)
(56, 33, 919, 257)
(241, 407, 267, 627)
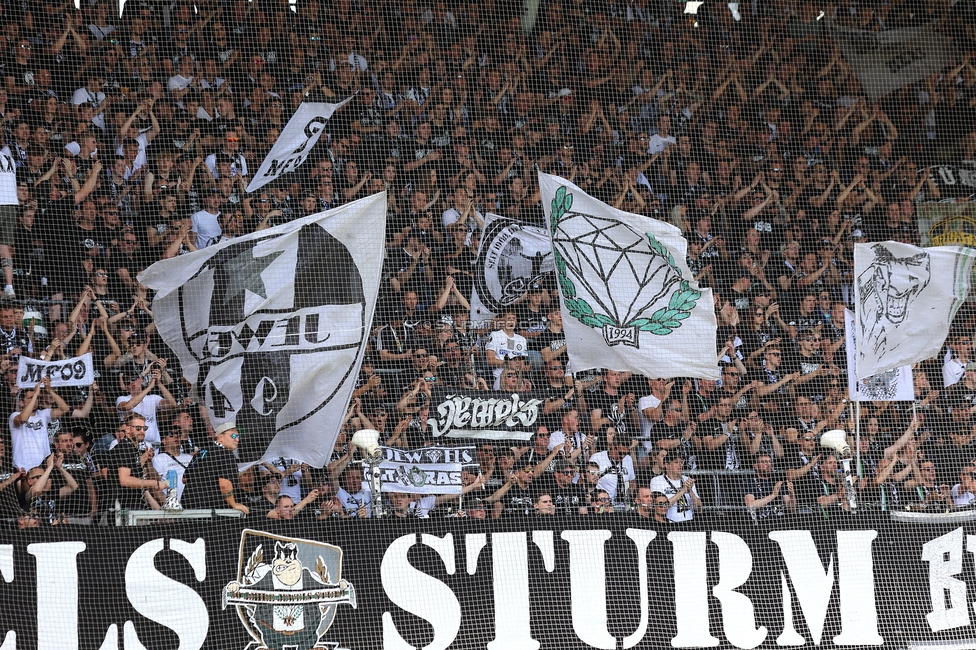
(549, 186, 701, 348)
(224, 530, 357, 650)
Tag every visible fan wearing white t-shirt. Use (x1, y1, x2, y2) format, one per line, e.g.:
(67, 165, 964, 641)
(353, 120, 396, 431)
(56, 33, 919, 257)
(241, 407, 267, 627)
(588, 434, 636, 505)
(484, 310, 528, 390)
(0, 144, 19, 298)
(649, 451, 702, 522)
(192, 188, 224, 249)
(116, 367, 178, 447)
(952, 468, 976, 508)
(638, 377, 673, 452)
(152, 430, 193, 501)
(10, 379, 72, 471)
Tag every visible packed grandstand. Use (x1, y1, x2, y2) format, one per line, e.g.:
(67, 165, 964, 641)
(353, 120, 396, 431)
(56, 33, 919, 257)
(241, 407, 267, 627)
(4, 2, 976, 650)
(0, 0, 973, 531)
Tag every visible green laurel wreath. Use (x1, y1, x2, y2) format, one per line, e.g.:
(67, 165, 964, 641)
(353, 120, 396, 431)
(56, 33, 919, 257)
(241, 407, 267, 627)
(550, 185, 701, 335)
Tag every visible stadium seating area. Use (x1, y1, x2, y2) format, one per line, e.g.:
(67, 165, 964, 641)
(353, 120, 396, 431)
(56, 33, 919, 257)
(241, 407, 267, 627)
(1, 0, 976, 525)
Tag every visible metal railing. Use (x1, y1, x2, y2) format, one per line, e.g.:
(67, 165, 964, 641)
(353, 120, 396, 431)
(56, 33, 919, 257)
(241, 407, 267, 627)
(120, 509, 246, 526)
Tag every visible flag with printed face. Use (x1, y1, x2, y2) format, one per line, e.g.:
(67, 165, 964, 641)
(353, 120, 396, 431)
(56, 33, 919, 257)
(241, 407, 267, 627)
(139, 193, 386, 468)
(844, 309, 914, 401)
(854, 241, 976, 378)
(246, 97, 353, 193)
(539, 172, 720, 380)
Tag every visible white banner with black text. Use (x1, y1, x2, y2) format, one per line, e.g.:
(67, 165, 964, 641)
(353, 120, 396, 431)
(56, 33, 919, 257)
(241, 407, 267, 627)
(246, 97, 354, 193)
(17, 352, 94, 388)
(3, 518, 976, 649)
(379, 445, 474, 494)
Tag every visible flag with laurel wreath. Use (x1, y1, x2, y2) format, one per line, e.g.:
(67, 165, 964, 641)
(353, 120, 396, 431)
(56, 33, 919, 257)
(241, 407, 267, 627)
(539, 172, 720, 380)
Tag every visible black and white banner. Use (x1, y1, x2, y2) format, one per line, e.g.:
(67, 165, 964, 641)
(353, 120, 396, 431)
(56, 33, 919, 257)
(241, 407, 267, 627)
(834, 25, 960, 102)
(139, 193, 386, 468)
(470, 213, 553, 327)
(16, 352, 94, 388)
(379, 446, 474, 494)
(7, 518, 976, 649)
(246, 97, 353, 193)
(426, 389, 545, 440)
(927, 165, 976, 200)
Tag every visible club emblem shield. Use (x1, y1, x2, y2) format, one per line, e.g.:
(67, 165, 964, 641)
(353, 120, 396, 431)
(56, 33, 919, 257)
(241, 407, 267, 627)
(224, 530, 357, 650)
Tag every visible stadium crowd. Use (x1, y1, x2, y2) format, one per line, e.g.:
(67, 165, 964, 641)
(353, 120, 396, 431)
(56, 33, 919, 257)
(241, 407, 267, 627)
(1, 0, 976, 526)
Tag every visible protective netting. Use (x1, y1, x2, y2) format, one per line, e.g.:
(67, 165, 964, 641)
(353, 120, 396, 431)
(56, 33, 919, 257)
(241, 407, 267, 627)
(1, 0, 976, 648)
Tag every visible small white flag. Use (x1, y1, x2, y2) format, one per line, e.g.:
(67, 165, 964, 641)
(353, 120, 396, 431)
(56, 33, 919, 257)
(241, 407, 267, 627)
(539, 172, 719, 380)
(246, 98, 353, 193)
(17, 353, 94, 389)
(854, 241, 976, 378)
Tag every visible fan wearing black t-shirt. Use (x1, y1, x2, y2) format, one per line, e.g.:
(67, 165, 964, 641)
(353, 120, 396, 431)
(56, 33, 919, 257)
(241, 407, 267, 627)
(52, 430, 95, 519)
(781, 329, 825, 377)
(182, 422, 248, 514)
(652, 398, 700, 468)
(588, 369, 639, 436)
(518, 288, 549, 370)
(535, 306, 568, 368)
(541, 361, 577, 429)
(541, 459, 587, 515)
(114, 415, 166, 510)
(785, 433, 824, 513)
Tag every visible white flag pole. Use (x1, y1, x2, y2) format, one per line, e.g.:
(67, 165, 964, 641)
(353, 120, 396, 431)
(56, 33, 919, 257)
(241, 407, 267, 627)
(854, 399, 861, 484)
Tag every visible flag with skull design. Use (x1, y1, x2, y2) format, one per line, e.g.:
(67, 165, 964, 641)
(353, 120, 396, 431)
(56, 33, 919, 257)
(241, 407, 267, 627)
(854, 241, 976, 378)
(140, 193, 386, 468)
(539, 172, 720, 380)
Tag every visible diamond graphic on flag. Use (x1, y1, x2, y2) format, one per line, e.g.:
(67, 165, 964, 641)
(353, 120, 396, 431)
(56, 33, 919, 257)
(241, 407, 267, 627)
(549, 185, 702, 347)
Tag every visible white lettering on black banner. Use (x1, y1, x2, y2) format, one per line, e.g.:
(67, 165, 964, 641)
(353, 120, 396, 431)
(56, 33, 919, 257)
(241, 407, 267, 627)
(427, 391, 544, 440)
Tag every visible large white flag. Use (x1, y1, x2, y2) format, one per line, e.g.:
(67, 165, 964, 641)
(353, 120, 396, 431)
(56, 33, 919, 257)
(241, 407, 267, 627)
(539, 172, 720, 379)
(246, 97, 353, 193)
(854, 242, 976, 378)
(139, 193, 386, 468)
(844, 309, 914, 402)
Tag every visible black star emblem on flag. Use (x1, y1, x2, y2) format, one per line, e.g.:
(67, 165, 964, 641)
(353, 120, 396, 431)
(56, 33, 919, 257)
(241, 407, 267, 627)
(220, 245, 283, 305)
